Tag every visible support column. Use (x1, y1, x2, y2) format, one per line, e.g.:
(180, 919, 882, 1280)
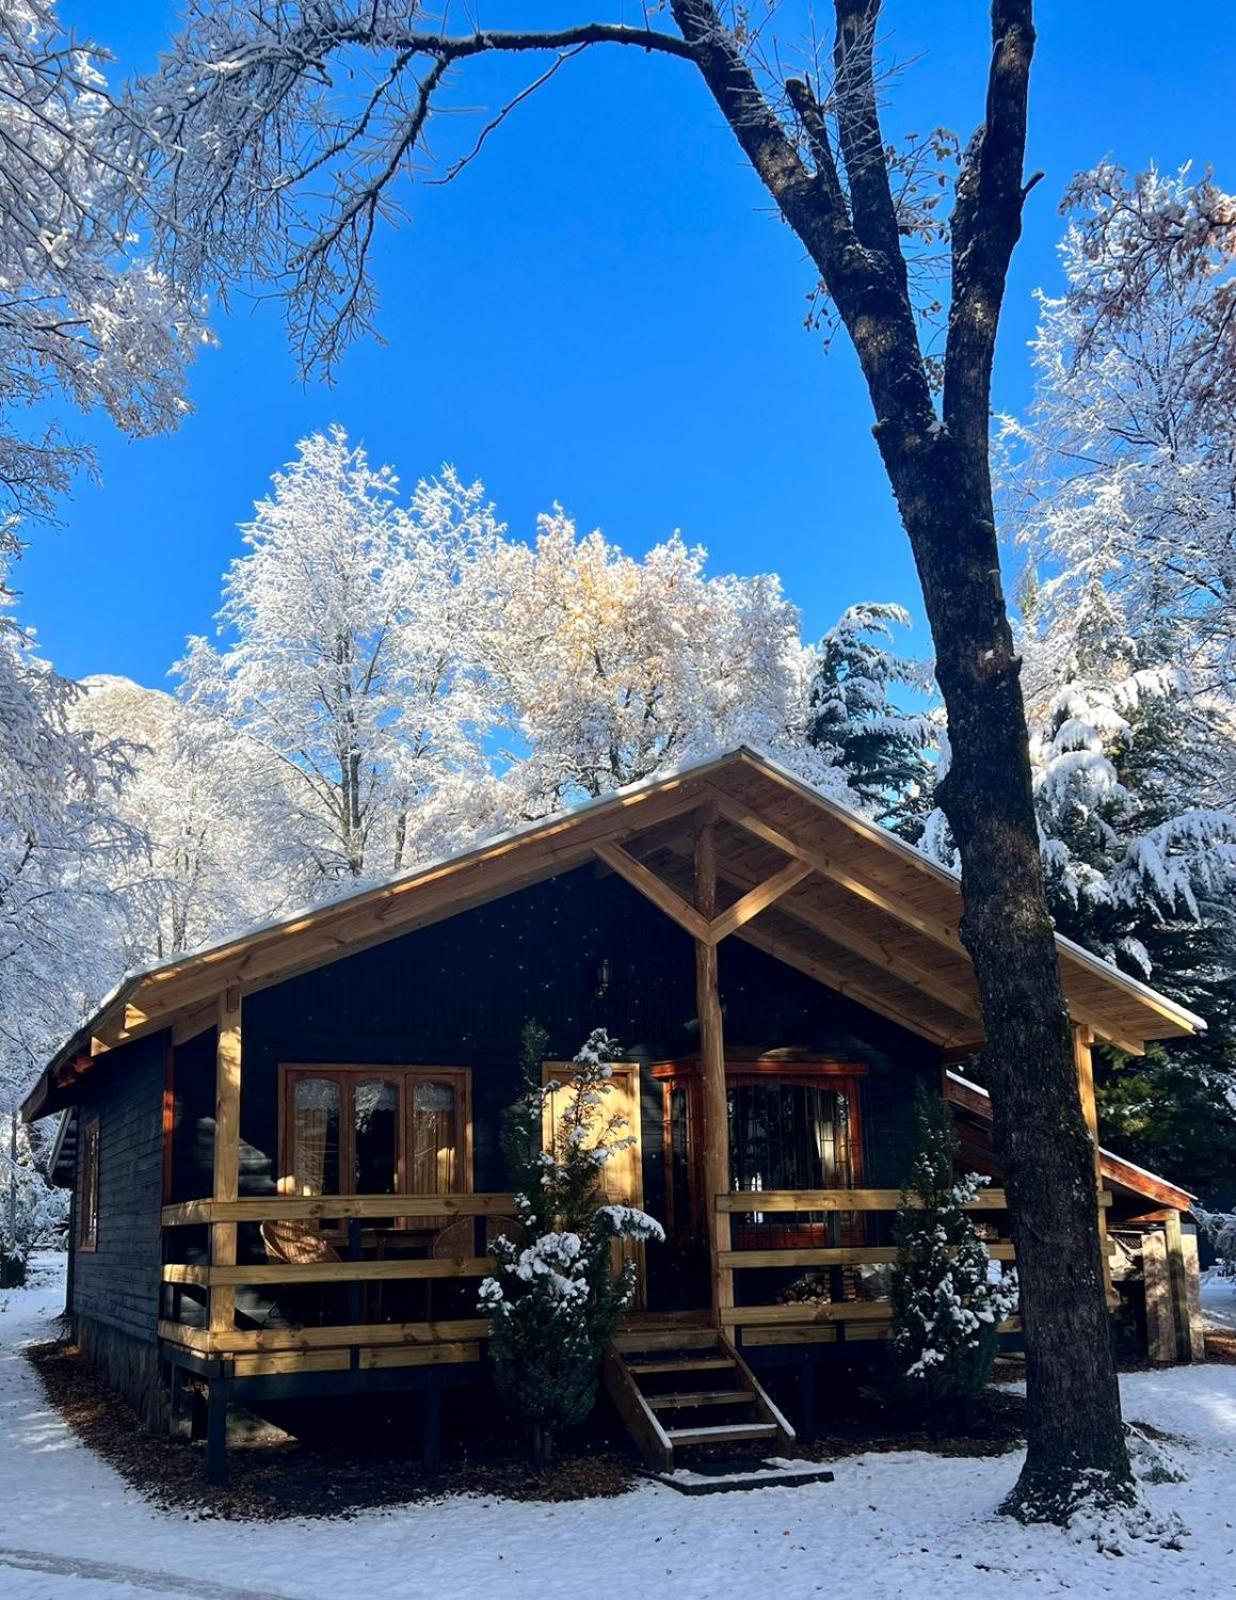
(694, 805, 733, 1320)
(1071, 1022, 1114, 1308)
(210, 986, 242, 1339)
(1163, 1208, 1199, 1363)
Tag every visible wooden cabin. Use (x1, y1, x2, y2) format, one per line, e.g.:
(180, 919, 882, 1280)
(24, 748, 1206, 1480)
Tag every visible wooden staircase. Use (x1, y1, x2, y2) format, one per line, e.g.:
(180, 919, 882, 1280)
(603, 1326, 795, 1474)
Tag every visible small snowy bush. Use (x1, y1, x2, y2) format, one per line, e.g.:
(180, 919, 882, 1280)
(480, 1023, 664, 1466)
(890, 1084, 1018, 1422)
(1196, 1208, 1236, 1275)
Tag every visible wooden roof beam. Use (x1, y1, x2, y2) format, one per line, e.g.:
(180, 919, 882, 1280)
(733, 921, 964, 1047)
(660, 836, 983, 1025)
(708, 859, 813, 942)
(594, 840, 712, 943)
(706, 786, 1146, 1055)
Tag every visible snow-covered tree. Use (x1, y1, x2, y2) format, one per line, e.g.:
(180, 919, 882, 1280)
(806, 602, 936, 835)
(0, 1, 205, 540)
(483, 515, 836, 814)
(890, 1083, 1018, 1422)
(1004, 162, 1236, 701)
(68, 676, 290, 962)
(1025, 597, 1236, 1203)
(179, 427, 502, 887)
(480, 1022, 663, 1467)
(2, 1113, 67, 1284)
(0, 569, 134, 1122)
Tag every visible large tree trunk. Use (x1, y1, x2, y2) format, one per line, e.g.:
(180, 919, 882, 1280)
(880, 425, 1132, 1520)
(670, 0, 1134, 1517)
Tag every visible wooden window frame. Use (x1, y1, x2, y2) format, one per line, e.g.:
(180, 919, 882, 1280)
(650, 1056, 867, 1242)
(78, 1116, 100, 1253)
(277, 1065, 474, 1218)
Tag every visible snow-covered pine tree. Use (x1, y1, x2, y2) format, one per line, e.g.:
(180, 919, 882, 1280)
(890, 1084, 1018, 1423)
(1195, 1208, 1236, 1276)
(806, 602, 936, 837)
(479, 1023, 663, 1467)
(923, 586, 1236, 1205)
(1024, 593, 1236, 1205)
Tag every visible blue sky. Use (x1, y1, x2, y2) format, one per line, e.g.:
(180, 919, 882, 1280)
(19, 1, 1236, 687)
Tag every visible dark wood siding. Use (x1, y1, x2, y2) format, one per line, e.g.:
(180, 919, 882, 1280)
(73, 1029, 166, 1338)
(71, 1029, 167, 1423)
(165, 865, 939, 1219)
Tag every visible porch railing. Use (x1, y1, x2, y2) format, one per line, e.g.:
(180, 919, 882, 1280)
(712, 1186, 1106, 1343)
(159, 1193, 516, 1372)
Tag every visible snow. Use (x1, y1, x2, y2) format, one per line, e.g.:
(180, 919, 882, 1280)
(3, 1258, 1236, 1599)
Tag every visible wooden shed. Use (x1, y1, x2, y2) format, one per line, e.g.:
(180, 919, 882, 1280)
(24, 747, 1206, 1478)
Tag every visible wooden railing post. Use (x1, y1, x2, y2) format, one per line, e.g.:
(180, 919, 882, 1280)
(210, 986, 242, 1339)
(694, 804, 733, 1320)
(1071, 1021, 1114, 1308)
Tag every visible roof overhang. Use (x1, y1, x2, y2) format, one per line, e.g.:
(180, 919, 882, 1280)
(23, 746, 1203, 1123)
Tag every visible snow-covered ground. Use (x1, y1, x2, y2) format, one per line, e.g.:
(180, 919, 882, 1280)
(2, 1258, 1235, 1600)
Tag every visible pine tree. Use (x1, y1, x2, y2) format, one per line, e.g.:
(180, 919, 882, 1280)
(806, 603, 936, 838)
(479, 1023, 664, 1467)
(924, 590, 1236, 1206)
(890, 1085, 1018, 1423)
(1024, 599, 1236, 1206)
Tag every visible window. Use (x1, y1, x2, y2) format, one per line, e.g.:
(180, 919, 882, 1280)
(280, 1067, 471, 1225)
(655, 1058, 864, 1244)
(729, 1078, 852, 1197)
(79, 1117, 100, 1252)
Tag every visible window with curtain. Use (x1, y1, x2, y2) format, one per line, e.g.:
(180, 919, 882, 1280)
(657, 1062, 862, 1244)
(728, 1078, 853, 1247)
(728, 1080, 851, 1197)
(281, 1067, 470, 1214)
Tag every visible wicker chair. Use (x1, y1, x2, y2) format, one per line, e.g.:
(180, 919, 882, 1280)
(261, 1219, 344, 1326)
(261, 1219, 342, 1266)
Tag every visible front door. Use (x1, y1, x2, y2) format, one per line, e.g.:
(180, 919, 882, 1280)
(542, 1060, 646, 1309)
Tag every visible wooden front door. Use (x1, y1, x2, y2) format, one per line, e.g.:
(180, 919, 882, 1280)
(542, 1060, 646, 1309)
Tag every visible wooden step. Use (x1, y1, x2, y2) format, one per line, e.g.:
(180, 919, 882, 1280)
(665, 1421, 780, 1447)
(647, 1389, 754, 1411)
(626, 1356, 736, 1376)
(613, 1327, 718, 1354)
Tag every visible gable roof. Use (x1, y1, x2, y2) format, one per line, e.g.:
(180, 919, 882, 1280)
(22, 746, 1202, 1122)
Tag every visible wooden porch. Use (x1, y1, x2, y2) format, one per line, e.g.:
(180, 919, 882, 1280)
(157, 1178, 1039, 1478)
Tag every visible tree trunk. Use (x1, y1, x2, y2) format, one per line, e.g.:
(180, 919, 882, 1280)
(668, 0, 1135, 1517)
(882, 428, 1132, 1520)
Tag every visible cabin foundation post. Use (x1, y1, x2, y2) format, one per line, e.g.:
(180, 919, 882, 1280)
(694, 805, 733, 1322)
(1071, 1023, 1114, 1308)
(168, 1361, 192, 1440)
(205, 1379, 231, 1485)
(210, 987, 243, 1341)
(423, 1385, 443, 1470)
